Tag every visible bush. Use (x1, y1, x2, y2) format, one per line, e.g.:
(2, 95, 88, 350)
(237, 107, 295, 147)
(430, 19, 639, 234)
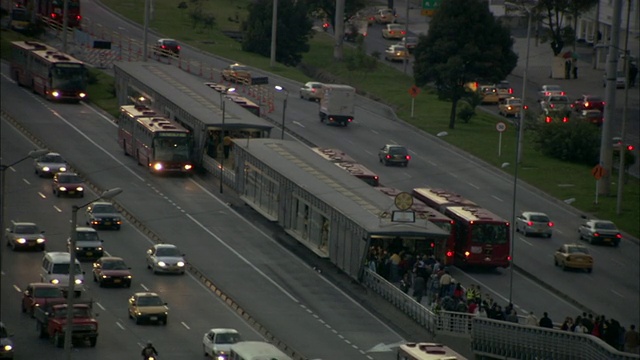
(456, 100, 475, 123)
(530, 121, 600, 165)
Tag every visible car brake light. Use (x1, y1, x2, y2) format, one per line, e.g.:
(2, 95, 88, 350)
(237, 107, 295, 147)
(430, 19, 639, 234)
(545, 91, 550, 96)
(77, 15, 81, 20)
(594, 232, 600, 237)
(507, 255, 512, 261)
(162, 45, 167, 49)
(548, 222, 554, 227)
(508, 88, 513, 94)
(545, 116, 552, 123)
(406, 155, 411, 160)
(446, 251, 453, 257)
(177, 45, 181, 50)
(550, 104, 555, 108)
(560, 91, 565, 95)
(527, 221, 533, 226)
(562, 117, 569, 123)
(616, 233, 622, 239)
(386, 155, 392, 159)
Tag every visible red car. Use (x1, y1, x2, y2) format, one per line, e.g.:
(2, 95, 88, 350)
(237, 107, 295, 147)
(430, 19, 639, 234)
(21, 283, 66, 317)
(92, 257, 133, 287)
(573, 95, 605, 112)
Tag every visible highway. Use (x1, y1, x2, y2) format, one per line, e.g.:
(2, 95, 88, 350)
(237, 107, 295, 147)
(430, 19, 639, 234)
(1, 68, 414, 359)
(78, 0, 639, 327)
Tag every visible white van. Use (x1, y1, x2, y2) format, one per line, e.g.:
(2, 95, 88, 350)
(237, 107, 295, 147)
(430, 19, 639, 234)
(40, 252, 86, 297)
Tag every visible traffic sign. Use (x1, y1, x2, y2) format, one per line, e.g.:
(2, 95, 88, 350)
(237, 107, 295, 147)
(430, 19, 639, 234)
(591, 164, 605, 180)
(408, 85, 421, 98)
(422, 0, 442, 10)
(496, 122, 507, 133)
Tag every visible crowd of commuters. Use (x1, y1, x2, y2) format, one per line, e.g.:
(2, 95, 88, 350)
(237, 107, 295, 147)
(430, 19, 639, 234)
(367, 246, 640, 354)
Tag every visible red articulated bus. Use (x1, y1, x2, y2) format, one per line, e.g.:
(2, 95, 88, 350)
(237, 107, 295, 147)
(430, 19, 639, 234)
(376, 187, 456, 266)
(10, 41, 88, 101)
(37, 0, 82, 28)
(118, 105, 194, 174)
(413, 188, 511, 269)
(312, 147, 380, 187)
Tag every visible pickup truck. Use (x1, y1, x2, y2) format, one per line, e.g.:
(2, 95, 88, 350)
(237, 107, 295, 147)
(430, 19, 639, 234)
(34, 301, 98, 348)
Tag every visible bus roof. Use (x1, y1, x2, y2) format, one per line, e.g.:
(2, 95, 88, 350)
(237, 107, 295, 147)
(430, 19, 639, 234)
(225, 94, 259, 108)
(136, 116, 190, 134)
(334, 162, 378, 179)
(311, 148, 358, 164)
(230, 341, 292, 360)
(11, 41, 54, 52)
(399, 342, 468, 359)
(30, 49, 84, 65)
(445, 206, 507, 224)
(121, 105, 158, 119)
(376, 187, 453, 224)
(412, 188, 478, 210)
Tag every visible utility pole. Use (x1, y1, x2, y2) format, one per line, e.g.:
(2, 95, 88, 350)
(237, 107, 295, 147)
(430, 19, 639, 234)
(270, 0, 278, 67)
(143, 0, 150, 61)
(62, 0, 68, 52)
(334, 0, 345, 60)
(402, 0, 409, 74)
(599, 0, 623, 196)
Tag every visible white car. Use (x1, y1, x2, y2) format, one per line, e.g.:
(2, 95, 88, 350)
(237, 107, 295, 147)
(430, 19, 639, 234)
(299, 82, 324, 101)
(384, 45, 409, 62)
(537, 84, 565, 100)
(33, 152, 68, 177)
(146, 244, 186, 274)
(515, 212, 553, 237)
(202, 328, 241, 358)
(381, 24, 405, 40)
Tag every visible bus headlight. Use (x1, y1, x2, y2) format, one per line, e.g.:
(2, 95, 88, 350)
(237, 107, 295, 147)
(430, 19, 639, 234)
(51, 91, 60, 98)
(184, 164, 193, 170)
(153, 163, 164, 171)
(79, 93, 87, 98)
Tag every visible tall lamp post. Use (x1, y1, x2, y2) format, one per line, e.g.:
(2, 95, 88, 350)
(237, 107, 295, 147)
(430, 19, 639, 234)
(0, 148, 48, 320)
(219, 87, 236, 194)
(274, 85, 288, 140)
(64, 188, 122, 359)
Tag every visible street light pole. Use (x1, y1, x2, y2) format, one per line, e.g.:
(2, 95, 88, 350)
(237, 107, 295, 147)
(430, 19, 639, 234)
(517, 7, 532, 164)
(616, 0, 632, 214)
(274, 86, 288, 139)
(220, 92, 226, 194)
(0, 149, 48, 321)
(270, 0, 278, 67)
(62, 0, 69, 53)
(64, 188, 122, 359)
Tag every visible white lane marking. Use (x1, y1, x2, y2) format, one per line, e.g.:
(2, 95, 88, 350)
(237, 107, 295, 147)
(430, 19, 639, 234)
(96, 302, 106, 311)
(38, 192, 47, 199)
(370, 129, 379, 134)
(519, 237, 534, 246)
(186, 214, 298, 303)
(181, 321, 191, 330)
(364, 150, 373, 156)
(22, 178, 31, 185)
(53, 205, 63, 212)
(188, 179, 405, 340)
(610, 289, 624, 298)
(81, 102, 118, 126)
(292, 120, 305, 128)
(116, 322, 125, 330)
(13, 285, 21, 292)
(409, 149, 418, 156)
(468, 182, 480, 189)
(140, 284, 150, 291)
(491, 195, 503, 202)
(427, 160, 437, 166)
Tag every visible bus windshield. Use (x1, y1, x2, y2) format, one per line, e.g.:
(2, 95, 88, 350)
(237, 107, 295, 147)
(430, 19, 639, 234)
(51, 64, 86, 90)
(471, 223, 508, 244)
(153, 136, 190, 162)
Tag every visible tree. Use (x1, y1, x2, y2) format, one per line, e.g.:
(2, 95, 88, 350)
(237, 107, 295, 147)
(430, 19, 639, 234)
(306, 0, 367, 29)
(534, 0, 598, 56)
(413, 0, 517, 129)
(242, 0, 314, 67)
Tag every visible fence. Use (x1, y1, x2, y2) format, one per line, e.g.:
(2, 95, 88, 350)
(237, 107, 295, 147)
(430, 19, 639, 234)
(361, 269, 640, 359)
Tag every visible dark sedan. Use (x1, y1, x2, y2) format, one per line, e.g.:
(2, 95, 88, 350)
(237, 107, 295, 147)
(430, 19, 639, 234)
(573, 95, 605, 112)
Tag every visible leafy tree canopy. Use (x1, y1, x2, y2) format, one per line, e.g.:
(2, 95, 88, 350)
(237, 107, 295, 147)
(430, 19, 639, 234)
(306, 0, 367, 28)
(534, 0, 598, 55)
(242, 0, 314, 67)
(412, 0, 517, 128)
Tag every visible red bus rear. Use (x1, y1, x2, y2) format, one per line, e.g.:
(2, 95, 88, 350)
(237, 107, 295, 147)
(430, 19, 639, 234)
(37, 0, 81, 28)
(413, 188, 510, 268)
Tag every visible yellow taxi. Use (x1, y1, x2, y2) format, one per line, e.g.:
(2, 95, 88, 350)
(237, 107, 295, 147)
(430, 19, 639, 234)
(498, 97, 522, 117)
(479, 86, 499, 104)
(221, 63, 251, 84)
(554, 244, 593, 273)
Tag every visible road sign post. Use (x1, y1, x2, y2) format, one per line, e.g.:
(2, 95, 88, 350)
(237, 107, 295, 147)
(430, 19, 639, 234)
(496, 122, 507, 157)
(592, 164, 605, 204)
(408, 85, 420, 118)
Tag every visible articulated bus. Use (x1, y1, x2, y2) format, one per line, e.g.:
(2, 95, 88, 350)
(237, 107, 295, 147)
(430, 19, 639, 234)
(225, 94, 261, 117)
(413, 188, 511, 269)
(312, 147, 380, 186)
(118, 105, 194, 174)
(36, 0, 81, 28)
(10, 41, 87, 101)
(376, 187, 456, 266)
(397, 342, 468, 360)
(229, 341, 292, 360)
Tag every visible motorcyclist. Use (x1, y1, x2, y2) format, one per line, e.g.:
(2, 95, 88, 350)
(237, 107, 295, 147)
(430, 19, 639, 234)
(141, 341, 158, 359)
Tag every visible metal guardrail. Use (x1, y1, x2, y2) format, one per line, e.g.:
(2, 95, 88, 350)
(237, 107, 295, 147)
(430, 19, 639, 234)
(362, 269, 640, 359)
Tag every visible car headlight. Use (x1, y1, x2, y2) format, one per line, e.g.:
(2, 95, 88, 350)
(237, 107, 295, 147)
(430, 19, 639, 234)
(101, 275, 109, 279)
(75, 279, 83, 285)
(59, 167, 67, 172)
(51, 279, 60, 284)
(153, 163, 163, 171)
(3, 344, 13, 351)
(37, 238, 45, 243)
(97, 247, 103, 251)
(177, 261, 185, 267)
(157, 261, 167, 267)
(76, 186, 84, 191)
(59, 186, 67, 191)
(17, 238, 27, 244)
(76, 247, 82, 251)
(43, 166, 51, 172)
(79, 93, 87, 98)
(51, 90, 60, 97)
(125, 275, 132, 279)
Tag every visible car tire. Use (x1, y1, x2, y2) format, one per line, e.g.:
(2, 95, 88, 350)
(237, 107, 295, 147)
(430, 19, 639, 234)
(561, 262, 567, 271)
(587, 268, 593, 273)
(135, 316, 142, 325)
(523, 229, 528, 237)
(21, 302, 26, 313)
(554, 258, 558, 266)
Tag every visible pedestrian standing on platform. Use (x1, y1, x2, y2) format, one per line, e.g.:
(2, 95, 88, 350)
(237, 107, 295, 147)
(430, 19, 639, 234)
(572, 59, 578, 79)
(565, 59, 572, 79)
(438, 270, 452, 298)
(223, 134, 232, 159)
(412, 272, 426, 303)
(625, 325, 639, 354)
(526, 311, 538, 326)
(539, 312, 554, 328)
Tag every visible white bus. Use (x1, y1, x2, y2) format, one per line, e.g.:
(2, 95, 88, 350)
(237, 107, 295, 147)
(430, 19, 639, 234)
(229, 341, 292, 360)
(397, 342, 468, 360)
